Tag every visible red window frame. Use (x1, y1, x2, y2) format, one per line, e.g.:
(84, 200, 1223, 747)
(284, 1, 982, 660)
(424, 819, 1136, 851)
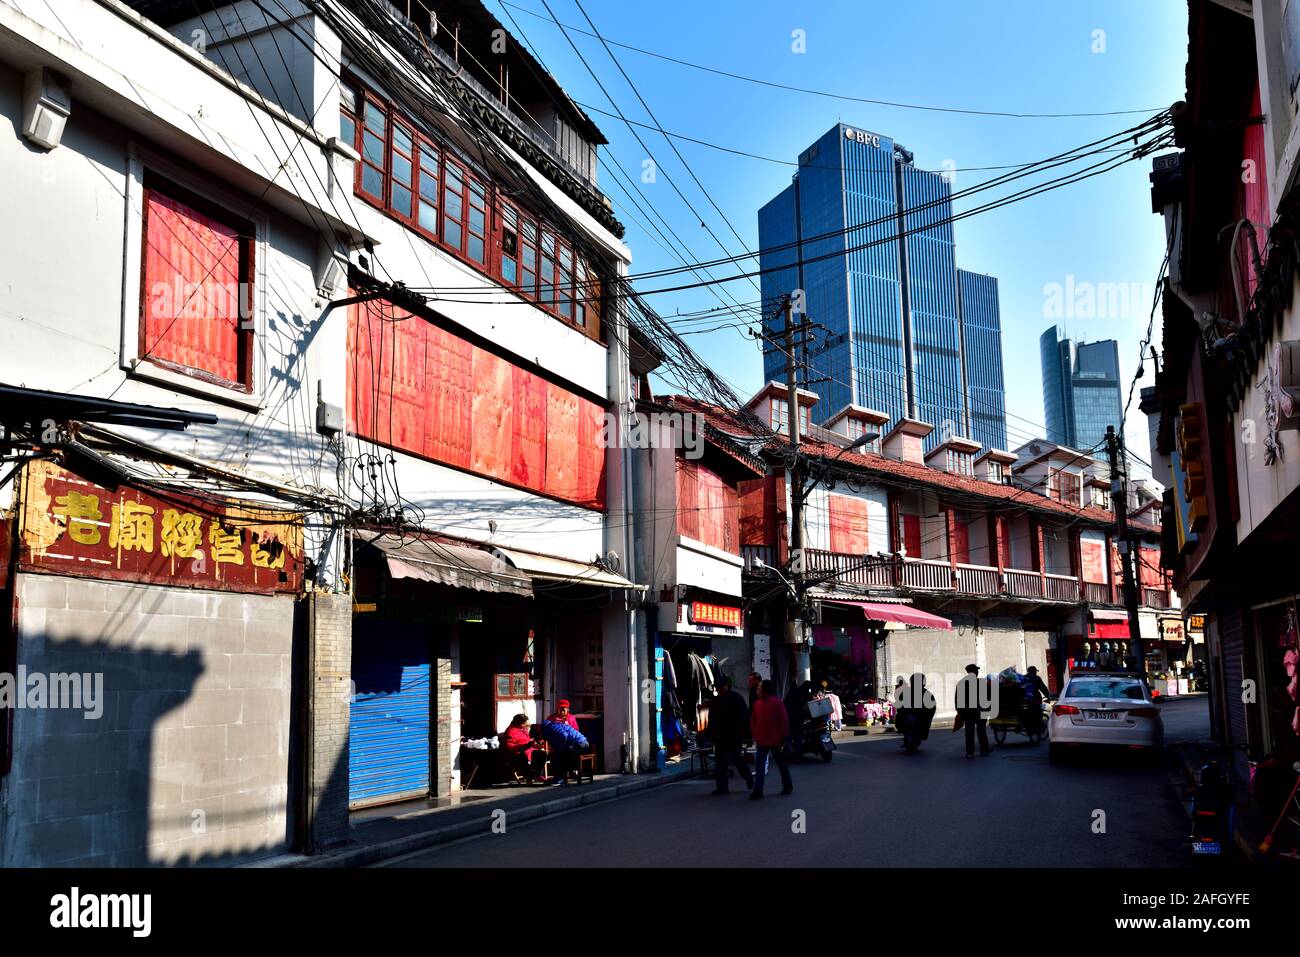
(139, 173, 255, 392)
(340, 78, 603, 339)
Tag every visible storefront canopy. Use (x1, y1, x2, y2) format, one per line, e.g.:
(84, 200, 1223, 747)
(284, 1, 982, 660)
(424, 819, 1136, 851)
(491, 545, 645, 590)
(1089, 609, 1130, 622)
(365, 534, 533, 596)
(824, 599, 953, 631)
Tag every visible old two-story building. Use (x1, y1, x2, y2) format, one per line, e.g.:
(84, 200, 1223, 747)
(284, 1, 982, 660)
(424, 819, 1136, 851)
(0, 0, 645, 866)
(1145, 0, 1300, 787)
(652, 388, 1176, 724)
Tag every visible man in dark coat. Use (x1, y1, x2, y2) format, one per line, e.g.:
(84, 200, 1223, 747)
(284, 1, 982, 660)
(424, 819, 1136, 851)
(709, 676, 755, 795)
(955, 663, 992, 757)
(1023, 666, 1052, 734)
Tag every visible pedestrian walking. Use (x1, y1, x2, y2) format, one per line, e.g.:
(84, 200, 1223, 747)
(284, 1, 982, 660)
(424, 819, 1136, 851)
(954, 664, 992, 758)
(750, 679, 793, 799)
(708, 675, 754, 795)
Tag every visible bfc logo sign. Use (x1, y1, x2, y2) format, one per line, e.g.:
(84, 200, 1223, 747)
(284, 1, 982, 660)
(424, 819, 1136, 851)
(844, 127, 882, 148)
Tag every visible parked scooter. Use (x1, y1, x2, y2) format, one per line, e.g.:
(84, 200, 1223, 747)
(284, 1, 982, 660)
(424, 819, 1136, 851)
(792, 695, 836, 762)
(1189, 760, 1233, 859)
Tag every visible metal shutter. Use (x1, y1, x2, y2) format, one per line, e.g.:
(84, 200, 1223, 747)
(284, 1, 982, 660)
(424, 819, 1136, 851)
(349, 632, 432, 808)
(1218, 608, 1247, 753)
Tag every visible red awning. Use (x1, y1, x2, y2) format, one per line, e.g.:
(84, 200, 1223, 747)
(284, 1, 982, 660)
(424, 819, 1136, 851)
(824, 600, 953, 631)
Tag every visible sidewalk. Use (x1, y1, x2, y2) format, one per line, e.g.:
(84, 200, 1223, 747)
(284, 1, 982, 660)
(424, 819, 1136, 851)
(252, 763, 694, 868)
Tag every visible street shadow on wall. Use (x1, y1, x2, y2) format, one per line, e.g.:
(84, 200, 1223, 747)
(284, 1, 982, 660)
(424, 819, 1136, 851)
(5, 630, 290, 867)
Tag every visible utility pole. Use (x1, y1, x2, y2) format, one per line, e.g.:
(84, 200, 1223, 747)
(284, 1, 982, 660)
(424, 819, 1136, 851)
(783, 295, 811, 683)
(1106, 425, 1145, 673)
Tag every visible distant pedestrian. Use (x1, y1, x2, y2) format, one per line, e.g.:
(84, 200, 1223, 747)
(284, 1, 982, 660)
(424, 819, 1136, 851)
(708, 676, 754, 795)
(1023, 666, 1052, 735)
(747, 671, 762, 710)
(750, 679, 793, 799)
(954, 664, 992, 758)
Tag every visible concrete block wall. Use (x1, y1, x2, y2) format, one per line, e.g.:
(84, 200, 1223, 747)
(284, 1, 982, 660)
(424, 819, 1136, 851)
(308, 591, 351, 850)
(2, 572, 294, 866)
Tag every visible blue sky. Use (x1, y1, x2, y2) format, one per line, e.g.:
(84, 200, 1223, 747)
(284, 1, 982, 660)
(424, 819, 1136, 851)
(490, 0, 1188, 474)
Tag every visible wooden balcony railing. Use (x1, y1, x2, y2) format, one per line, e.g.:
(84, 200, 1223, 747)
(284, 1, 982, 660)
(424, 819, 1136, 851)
(1045, 573, 1081, 602)
(804, 549, 895, 587)
(1005, 569, 1043, 599)
(901, 558, 954, 591)
(1083, 581, 1113, 605)
(954, 564, 999, 596)
(1143, 587, 1171, 609)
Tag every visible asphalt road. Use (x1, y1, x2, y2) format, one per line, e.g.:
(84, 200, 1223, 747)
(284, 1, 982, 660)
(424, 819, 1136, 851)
(380, 695, 1209, 868)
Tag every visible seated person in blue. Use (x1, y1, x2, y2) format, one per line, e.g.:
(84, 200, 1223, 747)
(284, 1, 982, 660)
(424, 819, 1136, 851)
(539, 714, 589, 786)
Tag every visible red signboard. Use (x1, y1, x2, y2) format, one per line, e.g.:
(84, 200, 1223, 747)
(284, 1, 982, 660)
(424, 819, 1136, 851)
(688, 601, 741, 629)
(19, 460, 304, 595)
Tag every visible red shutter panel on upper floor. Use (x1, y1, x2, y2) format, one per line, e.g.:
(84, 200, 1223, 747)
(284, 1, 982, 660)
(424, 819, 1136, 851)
(470, 348, 513, 480)
(509, 366, 547, 489)
(676, 459, 700, 541)
(828, 495, 870, 555)
(574, 397, 607, 510)
(424, 324, 473, 469)
(142, 187, 246, 386)
(902, 514, 921, 558)
(544, 383, 580, 501)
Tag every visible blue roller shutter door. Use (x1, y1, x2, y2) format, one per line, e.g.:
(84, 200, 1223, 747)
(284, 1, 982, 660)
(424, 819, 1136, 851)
(350, 633, 432, 808)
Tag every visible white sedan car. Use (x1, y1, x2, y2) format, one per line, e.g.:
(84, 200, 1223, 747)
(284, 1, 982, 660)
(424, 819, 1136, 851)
(1048, 672, 1164, 762)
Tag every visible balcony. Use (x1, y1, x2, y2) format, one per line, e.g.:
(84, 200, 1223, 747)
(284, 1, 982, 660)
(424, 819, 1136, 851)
(746, 545, 1094, 605)
(1083, 581, 1113, 605)
(804, 549, 895, 587)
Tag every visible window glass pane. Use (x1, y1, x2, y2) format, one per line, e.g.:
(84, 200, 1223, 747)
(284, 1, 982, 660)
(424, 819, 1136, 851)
(541, 232, 555, 254)
(523, 220, 537, 242)
(393, 123, 412, 154)
(559, 245, 571, 268)
(362, 164, 383, 197)
(469, 207, 485, 233)
(392, 152, 412, 186)
(522, 267, 535, 292)
(502, 257, 517, 284)
(364, 100, 385, 131)
(341, 86, 357, 114)
(469, 235, 484, 263)
(391, 184, 411, 217)
(575, 302, 585, 327)
(522, 246, 536, 269)
(445, 164, 463, 190)
(420, 143, 439, 173)
(444, 187, 463, 218)
(418, 200, 438, 234)
(502, 204, 518, 228)
(419, 174, 438, 201)
(340, 113, 355, 147)
(363, 131, 384, 165)
(470, 178, 486, 200)
(444, 219, 462, 249)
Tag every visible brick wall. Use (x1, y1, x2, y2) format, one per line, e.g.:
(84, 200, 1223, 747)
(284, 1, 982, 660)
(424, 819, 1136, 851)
(2, 572, 295, 866)
(308, 591, 351, 850)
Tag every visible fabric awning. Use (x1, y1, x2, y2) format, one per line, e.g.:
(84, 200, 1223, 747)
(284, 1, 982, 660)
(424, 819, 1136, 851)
(824, 599, 953, 631)
(1089, 608, 1130, 622)
(491, 545, 645, 590)
(364, 534, 533, 596)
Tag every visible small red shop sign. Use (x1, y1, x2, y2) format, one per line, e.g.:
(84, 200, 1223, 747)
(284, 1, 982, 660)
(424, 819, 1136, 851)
(687, 601, 741, 629)
(19, 459, 304, 595)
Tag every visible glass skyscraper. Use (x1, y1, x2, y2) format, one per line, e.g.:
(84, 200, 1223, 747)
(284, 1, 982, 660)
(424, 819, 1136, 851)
(758, 124, 1007, 452)
(1039, 326, 1123, 453)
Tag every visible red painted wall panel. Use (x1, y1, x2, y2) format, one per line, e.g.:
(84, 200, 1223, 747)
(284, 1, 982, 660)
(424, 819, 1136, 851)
(902, 514, 921, 558)
(347, 299, 606, 510)
(827, 494, 869, 554)
(676, 460, 737, 555)
(1081, 540, 1106, 583)
(510, 366, 546, 489)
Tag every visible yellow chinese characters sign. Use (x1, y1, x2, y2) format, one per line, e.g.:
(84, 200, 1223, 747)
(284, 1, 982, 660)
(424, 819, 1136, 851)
(21, 460, 304, 594)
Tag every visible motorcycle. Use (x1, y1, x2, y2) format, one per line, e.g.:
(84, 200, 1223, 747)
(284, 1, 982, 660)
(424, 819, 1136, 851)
(791, 696, 836, 762)
(895, 673, 937, 753)
(1189, 760, 1233, 859)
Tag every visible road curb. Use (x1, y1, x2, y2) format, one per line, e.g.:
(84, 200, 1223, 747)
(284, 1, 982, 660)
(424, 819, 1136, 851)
(280, 766, 693, 868)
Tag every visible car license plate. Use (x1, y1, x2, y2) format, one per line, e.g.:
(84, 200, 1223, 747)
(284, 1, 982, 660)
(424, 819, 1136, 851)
(1087, 710, 1120, 720)
(1192, 841, 1221, 855)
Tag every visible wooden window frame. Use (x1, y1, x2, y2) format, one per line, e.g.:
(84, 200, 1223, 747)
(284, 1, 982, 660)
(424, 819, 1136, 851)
(121, 144, 268, 410)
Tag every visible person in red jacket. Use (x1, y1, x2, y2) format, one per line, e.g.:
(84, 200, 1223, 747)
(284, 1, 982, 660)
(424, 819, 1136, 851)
(548, 699, 580, 730)
(500, 714, 546, 783)
(749, 679, 793, 799)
